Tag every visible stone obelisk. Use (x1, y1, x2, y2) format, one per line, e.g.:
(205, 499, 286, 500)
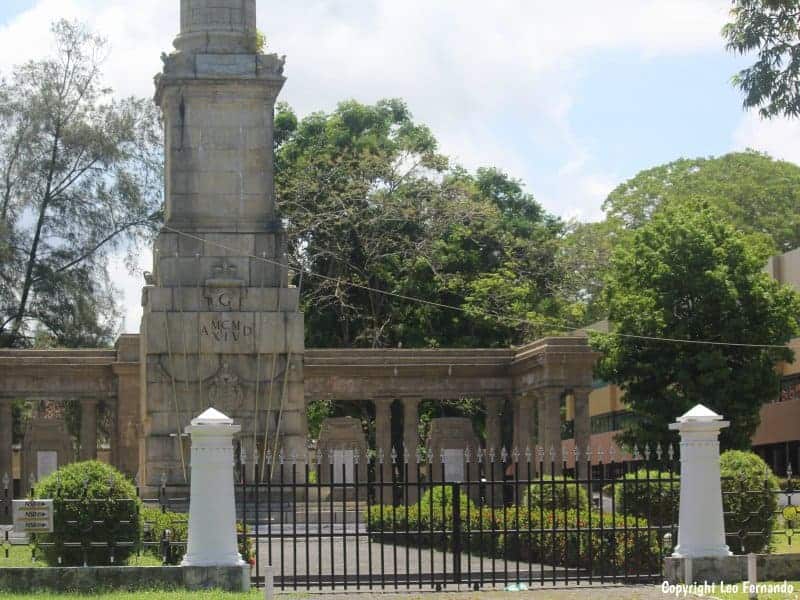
(139, 0, 306, 489)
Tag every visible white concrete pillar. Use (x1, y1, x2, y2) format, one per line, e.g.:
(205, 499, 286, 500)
(669, 404, 732, 558)
(182, 408, 246, 567)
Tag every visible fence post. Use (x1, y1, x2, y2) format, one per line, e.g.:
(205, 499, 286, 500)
(182, 407, 246, 569)
(669, 404, 731, 559)
(452, 482, 462, 585)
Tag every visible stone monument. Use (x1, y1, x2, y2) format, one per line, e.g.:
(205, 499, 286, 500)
(139, 0, 306, 487)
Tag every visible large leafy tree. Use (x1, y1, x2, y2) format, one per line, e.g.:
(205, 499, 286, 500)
(594, 203, 800, 451)
(603, 151, 800, 252)
(0, 21, 162, 348)
(275, 99, 565, 348)
(724, 0, 800, 118)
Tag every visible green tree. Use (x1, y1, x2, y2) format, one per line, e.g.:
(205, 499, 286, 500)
(594, 204, 800, 451)
(724, 0, 800, 118)
(603, 151, 800, 252)
(0, 20, 162, 348)
(275, 99, 565, 348)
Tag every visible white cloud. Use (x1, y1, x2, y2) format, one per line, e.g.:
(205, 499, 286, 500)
(733, 111, 800, 165)
(0, 0, 733, 332)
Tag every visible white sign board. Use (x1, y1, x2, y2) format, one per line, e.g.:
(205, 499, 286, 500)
(332, 449, 355, 485)
(443, 449, 465, 483)
(37, 451, 58, 481)
(13, 499, 54, 533)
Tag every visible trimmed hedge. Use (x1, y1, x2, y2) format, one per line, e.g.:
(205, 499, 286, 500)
(420, 485, 476, 512)
(522, 475, 589, 513)
(33, 461, 143, 566)
(366, 503, 663, 576)
(721, 450, 779, 554)
(613, 469, 679, 526)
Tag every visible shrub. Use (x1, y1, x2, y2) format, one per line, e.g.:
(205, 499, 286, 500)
(33, 461, 142, 566)
(420, 485, 476, 512)
(366, 502, 663, 576)
(141, 506, 188, 564)
(140, 506, 252, 565)
(720, 450, 779, 554)
(613, 469, 679, 526)
(522, 475, 589, 513)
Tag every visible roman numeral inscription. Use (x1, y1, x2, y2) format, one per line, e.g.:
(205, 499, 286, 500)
(200, 319, 254, 342)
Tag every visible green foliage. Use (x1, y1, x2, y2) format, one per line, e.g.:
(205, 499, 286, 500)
(721, 450, 780, 554)
(420, 485, 476, 512)
(724, 0, 800, 118)
(521, 475, 589, 514)
(307, 399, 334, 440)
(140, 506, 252, 566)
(0, 20, 162, 348)
(140, 506, 187, 565)
(247, 30, 267, 53)
(613, 470, 679, 526)
(594, 203, 800, 451)
(603, 151, 800, 252)
(366, 503, 662, 576)
(274, 99, 565, 349)
(33, 461, 142, 566)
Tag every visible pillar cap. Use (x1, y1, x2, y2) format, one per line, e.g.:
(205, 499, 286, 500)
(676, 404, 723, 423)
(192, 407, 234, 426)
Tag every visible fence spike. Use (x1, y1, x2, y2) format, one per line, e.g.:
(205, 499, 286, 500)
(464, 447, 472, 464)
(631, 445, 640, 460)
(787, 462, 793, 481)
(378, 448, 385, 465)
(511, 447, 520, 463)
(488, 447, 496, 463)
(416, 446, 424, 465)
(668, 444, 675, 460)
(525, 446, 532, 464)
(427, 447, 434, 464)
(656, 444, 664, 461)
(644, 445, 651, 461)
(278, 449, 285, 465)
(585, 445, 592, 461)
(354, 448, 361, 466)
(477, 447, 485, 464)
(501, 447, 508, 464)
(573, 445, 580, 461)
(548, 446, 556, 461)
(440, 448, 446, 464)
(266, 450, 273, 465)
(402, 447, 409, 465)
(160, 472, 168, 488)
(536, 446, 545, 462)
(391, 447, 398, 465)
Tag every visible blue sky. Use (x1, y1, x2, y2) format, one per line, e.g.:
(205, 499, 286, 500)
(1, 0, 797, 330)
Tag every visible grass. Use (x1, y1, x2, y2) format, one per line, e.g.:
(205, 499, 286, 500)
(0, 593, 265, 599)
(0, 544, 163, 567)
(710, 581, 800, 600)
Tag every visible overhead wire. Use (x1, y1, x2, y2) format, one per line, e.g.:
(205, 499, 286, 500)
(160, 224, 794, 351)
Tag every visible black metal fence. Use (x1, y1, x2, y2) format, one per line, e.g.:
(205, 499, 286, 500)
(238, 446, 680, 591)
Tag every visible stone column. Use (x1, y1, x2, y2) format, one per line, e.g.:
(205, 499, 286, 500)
(402, 397, 420, 502)
(512, 395, 532, 455)
(540, 388, 564, 475)
(572, 388, 592, 480)
(80, 399, 98, 461)
(484, 396, 503, 456)
(182, 407, 248, 574)
(669, 405, 731, 558)
(374, 398, 394, 503)
(0, 400, 12, 519)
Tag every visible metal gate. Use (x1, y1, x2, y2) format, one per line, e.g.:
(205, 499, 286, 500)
(236, 446, 680, 591)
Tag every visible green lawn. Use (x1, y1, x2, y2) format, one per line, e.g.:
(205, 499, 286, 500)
(0, 593, 264, 600)
(0, 545, 163, 567)
(711, 581, 799, 600)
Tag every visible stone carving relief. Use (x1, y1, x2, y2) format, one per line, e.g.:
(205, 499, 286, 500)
(204, 261, 246, 311)
(208, 362, 245, 412)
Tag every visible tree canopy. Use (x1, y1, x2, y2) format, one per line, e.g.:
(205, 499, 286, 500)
(603, 151, 800, 252)
(594, 204, 800, 451)
(0, 20, 162, 348)
(275, 99, 566, 348)
(724, 0, 800, 118)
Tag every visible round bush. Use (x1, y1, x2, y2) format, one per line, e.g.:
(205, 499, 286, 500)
(420, 485, 475, 512)
(141, 506, 188, 564)
(522, 475, 589, 513)
(720, 450, 779, 554)
(33, 461, 143, 566)
(613, 469, 680, 526)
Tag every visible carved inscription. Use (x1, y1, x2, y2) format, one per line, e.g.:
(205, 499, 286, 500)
(200, 319, 253, 343)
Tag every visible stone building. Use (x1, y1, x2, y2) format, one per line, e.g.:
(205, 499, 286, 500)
(0, 0, 599, 501)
